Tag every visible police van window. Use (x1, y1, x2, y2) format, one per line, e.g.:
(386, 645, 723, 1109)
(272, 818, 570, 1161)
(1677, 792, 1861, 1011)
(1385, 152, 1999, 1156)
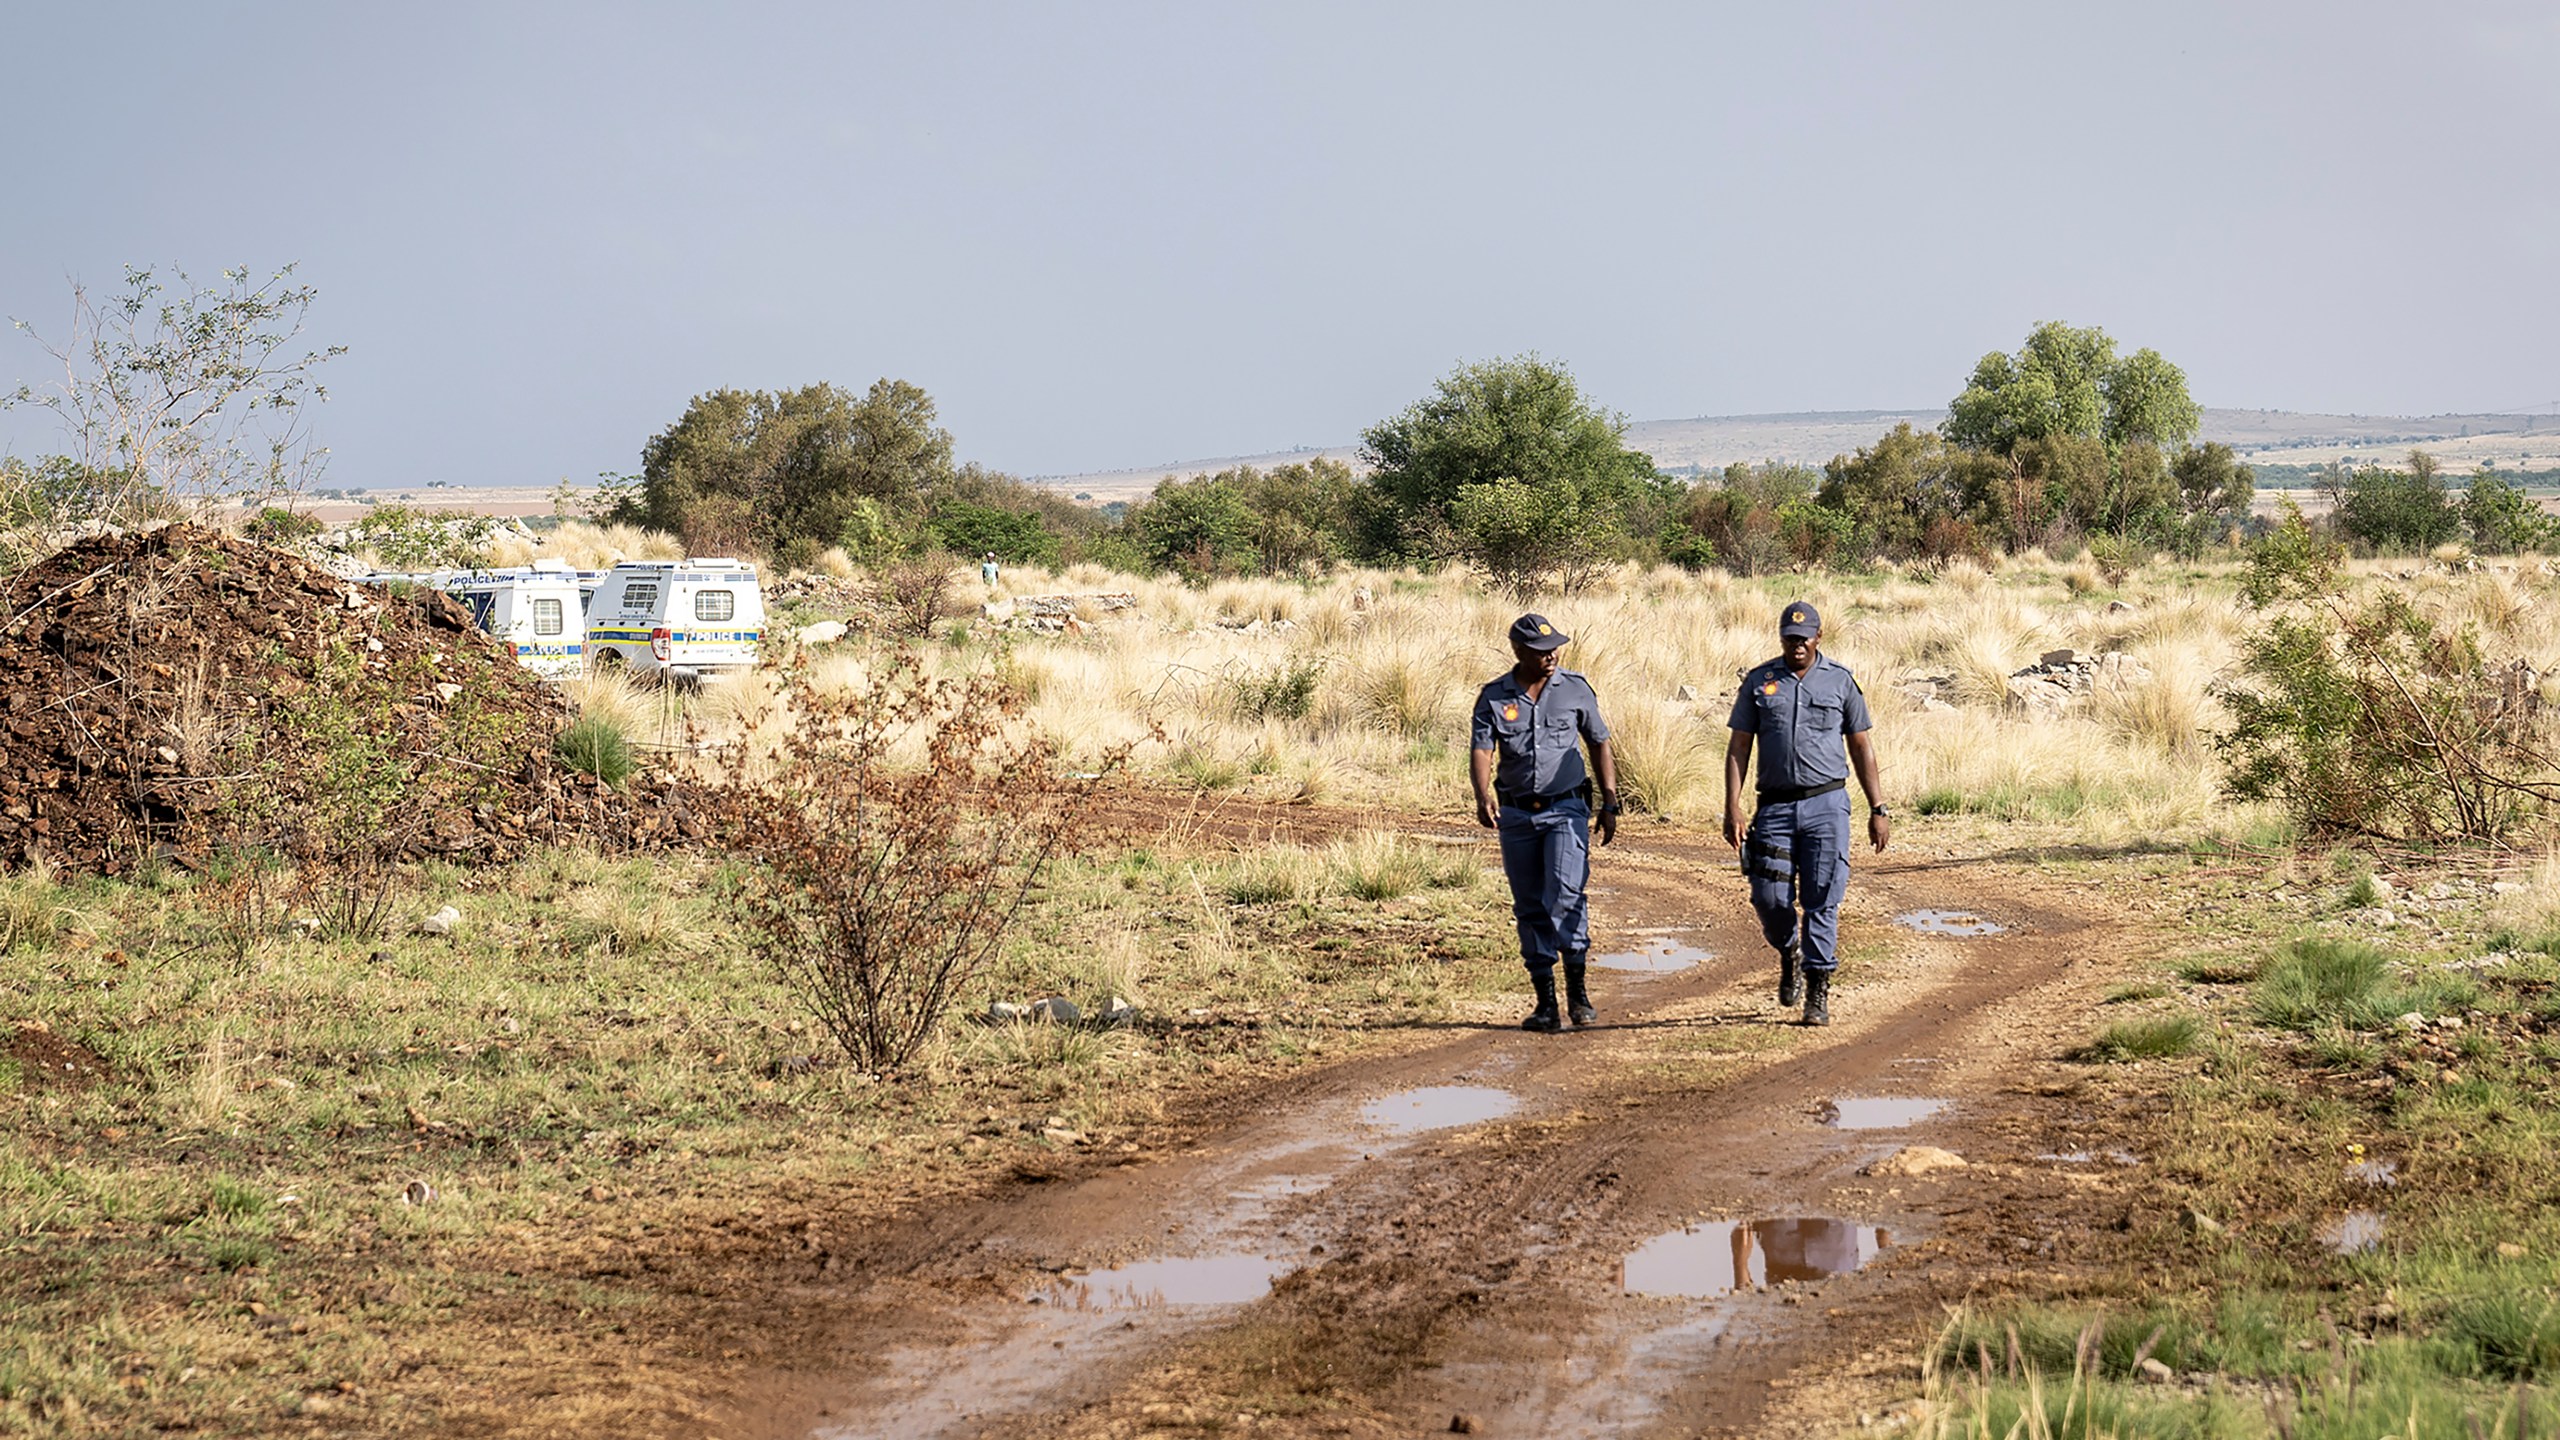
(463, 592, 497, 631)
(693, 589, 735, 622)
(533, 598, 564, 636)
(619, 582, 659, 615)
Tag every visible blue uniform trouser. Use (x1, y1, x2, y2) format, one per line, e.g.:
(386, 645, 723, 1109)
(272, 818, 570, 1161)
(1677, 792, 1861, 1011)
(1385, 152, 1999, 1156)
(1497, 795, 1591, 975)
(1743, 788, 1852, 974)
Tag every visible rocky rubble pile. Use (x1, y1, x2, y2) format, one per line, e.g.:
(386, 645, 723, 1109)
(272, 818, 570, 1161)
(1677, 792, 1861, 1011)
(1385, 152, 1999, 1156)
(982, 593, 1138, 634)
(2001, 648, 2154, 719)
(0, 524, 712, 874)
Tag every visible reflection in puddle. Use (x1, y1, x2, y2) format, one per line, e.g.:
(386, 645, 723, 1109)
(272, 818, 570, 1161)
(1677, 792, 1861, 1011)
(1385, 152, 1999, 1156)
(1897, 909, 2004, 937)
(1621, 1218, 1889, 1297)
(2320, 1211, 2385, 1254)
(2347, 1158, 2398, 1187)
(1360, 1085, 1521, 1134)
(1821, 1097, 1946, 1130)
(1038, 1254, 1291, 1309)
(1592, 938, 1711, 973)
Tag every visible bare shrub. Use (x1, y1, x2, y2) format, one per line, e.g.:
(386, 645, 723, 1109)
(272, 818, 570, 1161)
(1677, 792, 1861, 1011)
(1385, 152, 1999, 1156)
(872, 556, 962, 639)
(720, 654, 1134, 1072)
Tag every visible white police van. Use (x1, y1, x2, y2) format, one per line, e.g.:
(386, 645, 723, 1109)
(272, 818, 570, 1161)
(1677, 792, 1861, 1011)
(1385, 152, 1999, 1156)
(384, 561, 588, 680)
(583, 559, 764, 681)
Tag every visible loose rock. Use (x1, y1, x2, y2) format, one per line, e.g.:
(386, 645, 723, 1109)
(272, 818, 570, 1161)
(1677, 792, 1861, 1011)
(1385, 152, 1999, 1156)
(1032, 996, 1082, 1025)
(1862, 1145, 1967, 1177)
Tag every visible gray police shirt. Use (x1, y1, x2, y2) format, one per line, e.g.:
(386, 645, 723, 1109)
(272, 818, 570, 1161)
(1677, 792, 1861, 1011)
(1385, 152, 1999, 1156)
(1472, 669, 1611, 800)
(1727, 654, 1871, 793)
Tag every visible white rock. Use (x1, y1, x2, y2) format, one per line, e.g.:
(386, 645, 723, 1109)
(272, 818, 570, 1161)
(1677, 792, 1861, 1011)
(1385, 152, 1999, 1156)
(2107, 599, 2137, 614)
(1673, 684, 1699, 703)
(432, 682, 465, 704)
(797, 619, 849, 645)
(987, 1000, 1030, 1023)
(420, 905, 463, 937)
(2395, 1011, 2429, 1030)
(1102, 995, 1138, 1024)
(2492, 880, 2529, 896)
(1031, 996, 1082, 1025)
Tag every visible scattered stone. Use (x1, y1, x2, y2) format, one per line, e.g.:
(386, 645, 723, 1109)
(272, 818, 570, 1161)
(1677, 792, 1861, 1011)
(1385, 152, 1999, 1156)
(2395, 1011, 2429, 1030)
(2005, 648, 2154, 718)
(300, 1393, 338, 1416)
(2136, 1358, 2174, 1384)
(1102, 995, 1138, 1024)
(419, 905, 463, 937)
(2499, 1242, 2528, 1259)
(2183, 1208, 2226, 1237)
(291, 916, 324, 937)
(2492, 880, 2530, 896)
(1862, 1145, 1968, 1177)
(2107, 599, 2137, 614)
(796, 619, 850, 646)
(401, 1180, 436, 1207)
(368, 948, 393, 964)
(1032, 996, 1083, 1025)
(987, 1000, 1030, 1023)
(1673, 683, 1699, 703)
(1450, 1414, 1484, 1435)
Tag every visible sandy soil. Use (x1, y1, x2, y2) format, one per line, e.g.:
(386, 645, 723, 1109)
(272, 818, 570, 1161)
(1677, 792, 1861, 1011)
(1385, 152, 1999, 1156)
(670, 802, 2155, 1440)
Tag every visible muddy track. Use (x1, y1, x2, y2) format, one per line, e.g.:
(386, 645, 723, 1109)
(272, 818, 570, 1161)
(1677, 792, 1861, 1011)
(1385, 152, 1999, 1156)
(729, 803, 2129, 1439)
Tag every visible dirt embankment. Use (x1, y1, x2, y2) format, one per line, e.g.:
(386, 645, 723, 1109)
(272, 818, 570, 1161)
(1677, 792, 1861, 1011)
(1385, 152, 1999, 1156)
(0, 523, 709, 874)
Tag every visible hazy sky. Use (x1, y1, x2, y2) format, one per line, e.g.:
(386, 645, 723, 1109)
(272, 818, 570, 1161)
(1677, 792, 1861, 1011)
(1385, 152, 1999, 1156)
(3, 2, 2554, 488)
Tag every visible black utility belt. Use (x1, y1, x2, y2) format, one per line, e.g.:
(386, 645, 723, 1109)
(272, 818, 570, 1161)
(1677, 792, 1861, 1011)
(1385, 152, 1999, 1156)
(1756, 779, 1846, 804)
(1500, 787, 1589, 814)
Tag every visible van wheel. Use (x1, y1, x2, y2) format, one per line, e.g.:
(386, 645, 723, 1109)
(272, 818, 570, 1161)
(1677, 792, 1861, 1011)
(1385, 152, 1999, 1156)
(591, 648, 627, 675)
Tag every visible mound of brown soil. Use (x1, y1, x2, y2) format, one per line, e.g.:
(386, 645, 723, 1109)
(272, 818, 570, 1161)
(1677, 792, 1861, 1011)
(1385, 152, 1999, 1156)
(0, 523, 712, 875)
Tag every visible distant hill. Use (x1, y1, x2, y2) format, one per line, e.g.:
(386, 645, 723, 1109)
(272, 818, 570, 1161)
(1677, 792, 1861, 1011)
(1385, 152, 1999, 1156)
(1033, 406, 2560, 502)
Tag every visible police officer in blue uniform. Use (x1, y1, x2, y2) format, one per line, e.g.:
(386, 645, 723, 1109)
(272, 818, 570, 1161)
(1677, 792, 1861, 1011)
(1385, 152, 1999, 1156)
(1723, 601, 1890, 1026)
(1471, 613, 1620, 1033)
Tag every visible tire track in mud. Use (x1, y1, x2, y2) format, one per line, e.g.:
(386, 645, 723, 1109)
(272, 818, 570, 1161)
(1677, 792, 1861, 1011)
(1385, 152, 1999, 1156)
(735, 806, 2123, 1440)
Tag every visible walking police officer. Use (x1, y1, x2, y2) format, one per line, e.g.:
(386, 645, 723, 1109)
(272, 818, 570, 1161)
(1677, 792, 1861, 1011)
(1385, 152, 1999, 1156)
(1471, 613, 1620, 1032)
(1722, 601, 1889, 1026)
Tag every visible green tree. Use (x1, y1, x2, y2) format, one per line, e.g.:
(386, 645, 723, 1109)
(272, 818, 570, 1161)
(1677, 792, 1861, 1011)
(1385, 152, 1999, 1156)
(626, 380, 955, 567)
(1360, 355, 1655, 593)
(1819, 424, 1970, 558)
(2334, 451, 2459, 554)
(927, 500, 1060, 566)
(1943, 322, 2201, 547)
(2172, 441, 2255, 521)
(1124, 476, 1262, 580)
(2462, 466, 2551, 555)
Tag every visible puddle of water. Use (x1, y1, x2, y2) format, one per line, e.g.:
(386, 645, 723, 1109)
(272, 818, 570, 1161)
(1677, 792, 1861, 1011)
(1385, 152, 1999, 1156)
(1036, 1253, 1291, 1310)
(2347, 1158, 2398, 1187)
(1360, 1085, 1520, 1134)
(1592, 938, 1711, 973)
(1621, 1218, 1890, 1297)
(2320, 1211, 2386, 1255)
(1897, 909, 2004, 937)
(1820, 1097, 1947, 1130)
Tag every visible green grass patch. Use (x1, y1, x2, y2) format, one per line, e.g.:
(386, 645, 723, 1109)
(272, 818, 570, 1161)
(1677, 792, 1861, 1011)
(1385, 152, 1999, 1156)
(2251, 937, 2478, 1031)
(2071, 1014, 2202, 1062)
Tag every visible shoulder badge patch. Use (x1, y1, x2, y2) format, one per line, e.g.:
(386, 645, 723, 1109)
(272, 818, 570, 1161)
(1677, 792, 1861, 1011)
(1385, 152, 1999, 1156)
(1501, 702, 1520, 722)
(1760, 680, 1780, 696)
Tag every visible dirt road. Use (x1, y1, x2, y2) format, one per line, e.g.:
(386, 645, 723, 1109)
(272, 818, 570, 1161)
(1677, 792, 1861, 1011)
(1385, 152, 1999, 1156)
(724, 817, 2150, 1438)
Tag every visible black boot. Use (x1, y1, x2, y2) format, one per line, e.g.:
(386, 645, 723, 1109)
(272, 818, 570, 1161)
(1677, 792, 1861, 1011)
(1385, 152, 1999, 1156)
(1803, 969, 1832, 1027)
(1522, 971, 1564, 1033)
(1564, 953, 1597, 1027)
(1778, 943, 1802, 1008)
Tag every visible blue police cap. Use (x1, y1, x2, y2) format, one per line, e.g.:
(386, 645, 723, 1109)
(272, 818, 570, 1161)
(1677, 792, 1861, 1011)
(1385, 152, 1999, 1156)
(1779, 601, 1822, 639)
(1508, 613, 1570, 650)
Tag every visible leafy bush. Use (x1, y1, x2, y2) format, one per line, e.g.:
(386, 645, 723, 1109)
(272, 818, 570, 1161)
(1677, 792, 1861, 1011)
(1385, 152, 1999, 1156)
(352, 504, 496, 570)
(871, 556, 960, 639)
(2216, 504, 2560, 841)
(719, 654, 1133, 1072)
(555, 715, 636, 786)
(1226, 658, 1324, 722)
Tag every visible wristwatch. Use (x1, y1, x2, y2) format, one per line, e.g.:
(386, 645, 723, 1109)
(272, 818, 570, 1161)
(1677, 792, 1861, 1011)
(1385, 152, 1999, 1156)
(1598, 794, 1623, 816)
(1870, 804, 1893, 817)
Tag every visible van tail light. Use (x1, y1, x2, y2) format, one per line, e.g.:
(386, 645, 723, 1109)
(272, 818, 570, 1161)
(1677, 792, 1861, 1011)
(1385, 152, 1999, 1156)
(650, 627, 671, 661)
